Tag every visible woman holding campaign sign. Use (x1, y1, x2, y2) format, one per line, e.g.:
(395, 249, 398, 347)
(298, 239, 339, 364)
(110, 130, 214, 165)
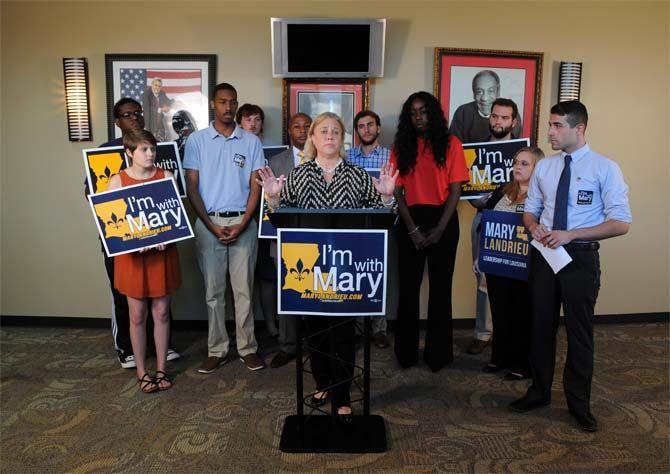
(391, 91, 470, 372)
(257, 112, 398, 424)
(474, 146, 543, 380)
(107, 129, 181, 394)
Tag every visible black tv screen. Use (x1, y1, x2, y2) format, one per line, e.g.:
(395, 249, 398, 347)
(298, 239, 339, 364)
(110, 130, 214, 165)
(287, 24, 370, 72)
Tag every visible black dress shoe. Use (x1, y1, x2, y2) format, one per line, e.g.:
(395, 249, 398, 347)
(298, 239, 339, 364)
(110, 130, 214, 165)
(270, 351, 295, 368)
(509, 392, 550, 413)
(571, 410, 598, 432)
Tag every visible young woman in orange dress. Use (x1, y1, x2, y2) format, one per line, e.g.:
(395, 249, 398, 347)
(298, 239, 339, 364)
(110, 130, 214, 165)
(107, 129, 181, 393)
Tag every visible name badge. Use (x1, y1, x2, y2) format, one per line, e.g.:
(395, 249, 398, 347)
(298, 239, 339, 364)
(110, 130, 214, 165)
(577, 190, 594, 205)
(233, 153, 246, 168)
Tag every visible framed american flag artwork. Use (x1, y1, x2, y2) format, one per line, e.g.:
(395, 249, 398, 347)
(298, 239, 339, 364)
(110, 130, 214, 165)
(105, 54, 216, 151)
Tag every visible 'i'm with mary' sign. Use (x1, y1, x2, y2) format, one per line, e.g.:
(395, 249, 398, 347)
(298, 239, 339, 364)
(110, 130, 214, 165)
(88, 178, 193, 257)
(277, 229, 388, 316)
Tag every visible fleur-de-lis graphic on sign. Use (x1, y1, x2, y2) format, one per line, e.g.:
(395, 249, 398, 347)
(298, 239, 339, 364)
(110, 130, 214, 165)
(95, 199, 131, 239)
(88, 152, 124, 193)
(289, 258, 311, 281)
(106, 212, 125, 230)
(98, 166, 113, 184)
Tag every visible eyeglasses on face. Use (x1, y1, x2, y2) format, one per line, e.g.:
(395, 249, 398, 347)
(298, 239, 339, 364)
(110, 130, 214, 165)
(119, 111, 143, 119)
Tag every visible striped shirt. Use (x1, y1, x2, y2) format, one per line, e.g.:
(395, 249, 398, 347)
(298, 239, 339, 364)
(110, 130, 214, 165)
(280, 160, 384, 209)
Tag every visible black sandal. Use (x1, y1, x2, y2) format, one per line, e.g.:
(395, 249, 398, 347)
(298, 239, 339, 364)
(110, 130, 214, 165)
(138, 373, 158, 394)
(306, 391, 329, 407)
(155, 371, 173, 391)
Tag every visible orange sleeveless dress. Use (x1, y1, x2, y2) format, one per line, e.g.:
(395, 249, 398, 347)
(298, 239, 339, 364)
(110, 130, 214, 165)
(114, 169, 182, 299)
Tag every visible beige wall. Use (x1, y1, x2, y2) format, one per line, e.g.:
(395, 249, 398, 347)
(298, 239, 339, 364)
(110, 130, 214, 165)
(1, 1, 668, 319)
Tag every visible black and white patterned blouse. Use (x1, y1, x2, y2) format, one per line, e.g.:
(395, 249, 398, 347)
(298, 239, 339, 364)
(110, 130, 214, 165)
(280, 159, 384, 209)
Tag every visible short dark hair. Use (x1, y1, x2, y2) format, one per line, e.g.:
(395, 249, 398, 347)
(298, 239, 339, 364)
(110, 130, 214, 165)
(472, 70, 500, 92)
(550, 100, 588, 128)
(290, 112, 312, 125)
(235, 104, 265, 124)
(113, 98, 141, 119)
(211, 82, 237, 100)
(353, 110, 381, 129)
(123, 129, 157, 153)
(491, 98, 519, 120)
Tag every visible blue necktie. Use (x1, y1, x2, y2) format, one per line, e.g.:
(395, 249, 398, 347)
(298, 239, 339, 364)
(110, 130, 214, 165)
(553, 155, 572, 231)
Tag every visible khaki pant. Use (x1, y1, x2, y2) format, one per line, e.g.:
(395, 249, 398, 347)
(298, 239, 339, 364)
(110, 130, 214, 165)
(195, 216, 258, 358)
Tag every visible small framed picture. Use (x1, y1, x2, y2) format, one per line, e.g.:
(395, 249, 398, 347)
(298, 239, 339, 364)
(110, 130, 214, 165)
(434, 48, 543, 144)
(282, 78, 369, 149)
(105, 54, 216, 156)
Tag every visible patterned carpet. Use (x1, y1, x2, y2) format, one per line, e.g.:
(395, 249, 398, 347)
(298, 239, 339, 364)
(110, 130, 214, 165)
(1, 322, 668, 473)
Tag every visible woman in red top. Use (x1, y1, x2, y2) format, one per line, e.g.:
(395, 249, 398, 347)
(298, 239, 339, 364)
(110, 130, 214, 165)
(391, 91, 470, 372)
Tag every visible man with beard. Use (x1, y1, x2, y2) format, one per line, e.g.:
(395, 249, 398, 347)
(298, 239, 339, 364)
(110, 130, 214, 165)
(184, 83, 266, 373)
(348, 110, 393, 348)
(348, 110, 390, 169)
(268, 112, 312, 368)
(488, 98, 519, 141)
(450, 70, 523, 144)
(467, 98, 521, 355)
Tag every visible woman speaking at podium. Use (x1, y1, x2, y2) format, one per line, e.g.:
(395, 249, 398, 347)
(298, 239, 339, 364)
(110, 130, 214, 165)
(258, 112, 397, 424)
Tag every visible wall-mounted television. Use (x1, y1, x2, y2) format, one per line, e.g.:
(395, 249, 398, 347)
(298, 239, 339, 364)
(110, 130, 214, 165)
(271, 18, 386, 78)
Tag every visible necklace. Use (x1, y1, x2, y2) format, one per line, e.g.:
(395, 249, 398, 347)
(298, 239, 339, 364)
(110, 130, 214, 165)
(316, 159, 342, 175)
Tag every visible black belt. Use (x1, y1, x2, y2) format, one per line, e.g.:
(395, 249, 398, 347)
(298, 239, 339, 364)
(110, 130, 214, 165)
(564, 241, 600, 251)
(208, 211, 244, 218)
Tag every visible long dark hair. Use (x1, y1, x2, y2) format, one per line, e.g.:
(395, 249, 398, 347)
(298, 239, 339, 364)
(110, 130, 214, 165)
(393, 91, 451, 175)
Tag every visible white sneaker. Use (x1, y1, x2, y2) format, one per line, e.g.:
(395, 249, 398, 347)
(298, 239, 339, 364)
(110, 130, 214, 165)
(166, 349, 181, 361)
(119, 354, 136, 369)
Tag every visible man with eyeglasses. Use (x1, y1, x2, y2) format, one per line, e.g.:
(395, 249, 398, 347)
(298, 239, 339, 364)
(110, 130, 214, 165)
(91, 98, 181, 369)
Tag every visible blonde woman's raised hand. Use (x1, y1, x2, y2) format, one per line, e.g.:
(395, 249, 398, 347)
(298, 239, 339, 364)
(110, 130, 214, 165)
(256, 166, 285, 198)
(371, 162, 399, 198)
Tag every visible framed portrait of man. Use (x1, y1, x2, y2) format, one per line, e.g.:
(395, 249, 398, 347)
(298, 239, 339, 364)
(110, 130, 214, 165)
(282, 78, 369, 150)
(105, 54, 216, 156)
(434, 48, 543, 144)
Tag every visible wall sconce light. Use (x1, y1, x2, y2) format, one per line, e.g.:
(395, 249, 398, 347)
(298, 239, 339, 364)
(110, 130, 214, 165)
(558, 61, 582, 102)
(63, 57, 92, 141)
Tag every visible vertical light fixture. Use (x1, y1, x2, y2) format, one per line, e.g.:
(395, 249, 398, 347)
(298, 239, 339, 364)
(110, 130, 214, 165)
(558, 61, 583, 102)
(63, 57, 92, 141)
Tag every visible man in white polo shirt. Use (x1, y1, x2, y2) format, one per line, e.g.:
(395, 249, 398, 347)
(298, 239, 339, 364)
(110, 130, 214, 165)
(184, 82, 266, 373)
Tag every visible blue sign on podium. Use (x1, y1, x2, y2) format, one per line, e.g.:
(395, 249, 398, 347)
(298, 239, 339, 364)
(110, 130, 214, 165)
(277, 229, 388, 316)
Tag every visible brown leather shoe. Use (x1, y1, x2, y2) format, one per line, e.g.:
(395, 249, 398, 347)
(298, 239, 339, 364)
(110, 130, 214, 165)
(240, 353, 265, 371)
(373, 333, 389, 349)
(466, 338, 491, 355)
(197, 356, 227, 374)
